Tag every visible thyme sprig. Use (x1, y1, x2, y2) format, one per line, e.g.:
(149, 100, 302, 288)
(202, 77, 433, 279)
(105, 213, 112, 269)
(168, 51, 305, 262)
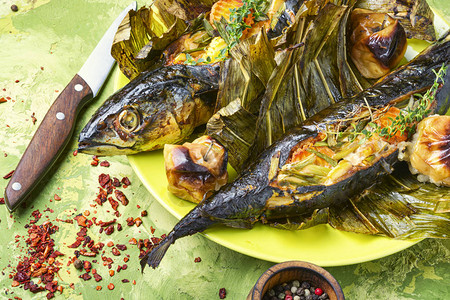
(218, 0, 270, 58)
(373, 64, 447, 140)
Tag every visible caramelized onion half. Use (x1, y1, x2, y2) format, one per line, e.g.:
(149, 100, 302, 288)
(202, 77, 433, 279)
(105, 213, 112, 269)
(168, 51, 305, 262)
(349, 8, 407, 79)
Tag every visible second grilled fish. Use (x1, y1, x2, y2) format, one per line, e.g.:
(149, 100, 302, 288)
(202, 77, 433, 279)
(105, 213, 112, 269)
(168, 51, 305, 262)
(78, 64, 220, 155)
(141, 33, 450, 269)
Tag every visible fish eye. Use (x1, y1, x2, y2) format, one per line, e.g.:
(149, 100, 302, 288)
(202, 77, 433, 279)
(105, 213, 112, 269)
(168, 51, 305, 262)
(118, 107, 140, 132)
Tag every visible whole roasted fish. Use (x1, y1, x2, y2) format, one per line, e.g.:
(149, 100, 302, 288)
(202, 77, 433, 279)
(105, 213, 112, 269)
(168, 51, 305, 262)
(78, 64, 220, 155)
(141, 34, 450, 269)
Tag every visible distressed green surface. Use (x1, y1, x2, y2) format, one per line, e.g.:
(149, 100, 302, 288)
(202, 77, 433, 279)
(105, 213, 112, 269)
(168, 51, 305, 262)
(0, 0, 449, 299)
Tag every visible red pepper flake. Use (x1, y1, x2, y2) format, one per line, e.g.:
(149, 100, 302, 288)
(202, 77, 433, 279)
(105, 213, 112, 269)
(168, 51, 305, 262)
(109, 270, 115, 277)
(100, 160, 110, 167)
(91, 160, 99, 166)
(134, 217, 142, 227)
(98, 174, 111, 188)
(128, 238, 137, 245)
(108, 197, 119, 211)
(0, 197, 5, 204)
(219, 288, 227, 299)
(122, 279, 129, 283)
(132, 280, 136, 285)
(94, 273, 102, 282)
(112, 177, 121, 187)
(31, 112, 37, 125)
(150, 226, 155, 234)
(75, 215, 87, 227)
(104, 225, 114, 235)
(15, 80, 20, 83)
(114, 190, 128, 206)
(73, 150, 78, 156)
(78, 273, 91, 281)
(194, 257, 201, 263)
(121, 177, 131, 186)
(111, 247, 120, 256)
(3, 170, 14, 179)
(107, 283, 114, 290)
(116, 244, 127, 251)
(54, 194, 61, 201)
(117, 223, 122, 231)
(141, 210, 148, 217)
(107, 241, 114, 247)
(126, 217, 135, 226)
(0, 97, 7, 103)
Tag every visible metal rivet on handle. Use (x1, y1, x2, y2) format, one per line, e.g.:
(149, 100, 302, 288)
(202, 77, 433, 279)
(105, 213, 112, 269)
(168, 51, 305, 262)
(74, 84, 83, 92)
(12, 182, 22, 191)
(56, 112, 65, 120)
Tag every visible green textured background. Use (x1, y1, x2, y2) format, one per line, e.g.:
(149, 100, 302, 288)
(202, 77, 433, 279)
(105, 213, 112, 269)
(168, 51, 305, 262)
(0, 0, 449, 299)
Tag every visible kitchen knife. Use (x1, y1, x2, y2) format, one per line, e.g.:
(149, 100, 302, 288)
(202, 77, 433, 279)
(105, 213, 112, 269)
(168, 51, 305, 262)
(4, 2, 137, 212)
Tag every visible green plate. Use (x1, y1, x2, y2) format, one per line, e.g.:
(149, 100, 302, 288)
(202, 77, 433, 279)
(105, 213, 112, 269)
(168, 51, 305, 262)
(119, 10, 449, 266)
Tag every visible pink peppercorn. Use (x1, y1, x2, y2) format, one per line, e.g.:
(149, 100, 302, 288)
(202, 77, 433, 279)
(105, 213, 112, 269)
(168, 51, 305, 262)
(315, 288, 323, 296)
(285, 295, 293, 300)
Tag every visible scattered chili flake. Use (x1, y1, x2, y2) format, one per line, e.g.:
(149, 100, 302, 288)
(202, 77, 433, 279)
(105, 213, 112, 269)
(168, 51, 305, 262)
(141, 210, 148, 217)
(121, 177, 131, 186)
(100, 160, 110, 167)
(128, 238, 137, 245)
(116, 244, 127, 251)
(115, 190, 129, 206)
(94, 273, 102, 282)
(83, 210, 90, 216)
(31, 112, 37, 125)
(124, 257, 129, 263)
(3, 170, 14, 179)
(111, 247, 120, 256)
(96, 285, 102, 291)
(219, 288, 227, 299)
(104, 225, 114, 235)
(75, 215, 87, 227)
(108, 197, 119, 211)
(107, 241, 114, 247)
(112, 177, 121, 187)
(91, 160, 99, 166)
(109, 270, 114, 277)
(107, 283, 115, 290)
(134, 217, 142, 227)
(194, 257, 201, 263)
(0, 97, 7, 103)
(98, 174, 111, 188)
(15, 79, 20, 83)
(122, 279, 129, 283)
(0, 197, 5, 204)
(54, 194, 61, 201)
(117, 223, 122, 231)
(79, 273, 92, 281)
(132, 280, 136, 285)
(73, 150, 78, 156)
(126, 217, 135, 226)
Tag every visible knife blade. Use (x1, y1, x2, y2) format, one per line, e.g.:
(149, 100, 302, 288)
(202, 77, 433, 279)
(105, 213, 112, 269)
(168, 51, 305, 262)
(4, 2, 137, 212)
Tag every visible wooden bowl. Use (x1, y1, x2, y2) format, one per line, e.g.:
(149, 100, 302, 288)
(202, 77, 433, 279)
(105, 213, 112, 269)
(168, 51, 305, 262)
(247, 261, 345, 300)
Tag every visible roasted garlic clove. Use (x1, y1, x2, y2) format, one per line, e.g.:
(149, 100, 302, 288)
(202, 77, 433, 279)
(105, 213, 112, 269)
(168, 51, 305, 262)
(349, 8, 407, 79)
(164, 136, 228, 203)
(406, 115, 450, 186)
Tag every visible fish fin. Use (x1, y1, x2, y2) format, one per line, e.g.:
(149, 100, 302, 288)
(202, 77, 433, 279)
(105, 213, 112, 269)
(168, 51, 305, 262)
(140, 234, 174, 271)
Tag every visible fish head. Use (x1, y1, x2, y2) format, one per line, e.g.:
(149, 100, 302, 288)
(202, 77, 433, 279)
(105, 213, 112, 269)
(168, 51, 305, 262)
(78, 95, 186, 155)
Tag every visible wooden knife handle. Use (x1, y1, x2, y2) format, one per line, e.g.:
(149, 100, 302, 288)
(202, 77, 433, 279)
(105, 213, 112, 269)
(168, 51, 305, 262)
(4, 74, 93, 211)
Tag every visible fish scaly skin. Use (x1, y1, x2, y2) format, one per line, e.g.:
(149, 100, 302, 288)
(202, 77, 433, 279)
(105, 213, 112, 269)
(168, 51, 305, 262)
(78, 64, 220, 155)
(141, 33, 450, 270)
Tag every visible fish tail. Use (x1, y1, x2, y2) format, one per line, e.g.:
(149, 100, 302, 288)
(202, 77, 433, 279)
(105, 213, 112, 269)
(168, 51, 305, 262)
(140, 233, 174, 271)
(140, 206, 216, 270)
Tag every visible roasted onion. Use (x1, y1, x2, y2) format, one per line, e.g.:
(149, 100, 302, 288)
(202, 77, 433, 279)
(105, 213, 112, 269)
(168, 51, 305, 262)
(164, 136, 228, 203)
(349, 8, 407, 79)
